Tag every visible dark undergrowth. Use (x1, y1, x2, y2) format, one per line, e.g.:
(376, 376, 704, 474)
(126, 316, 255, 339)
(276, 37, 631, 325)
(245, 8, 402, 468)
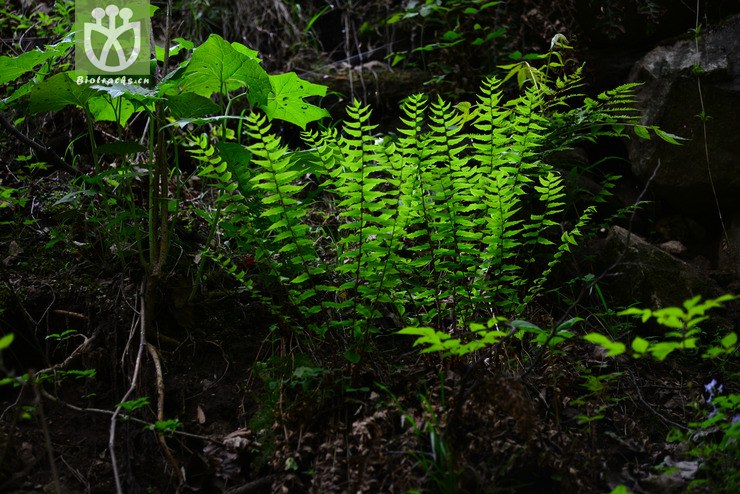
(0, 2, 738, 494)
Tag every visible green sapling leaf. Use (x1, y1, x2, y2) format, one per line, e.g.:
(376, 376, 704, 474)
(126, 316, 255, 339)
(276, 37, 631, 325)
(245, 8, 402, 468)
(633, 125, 650, 140)
(0, 333, 14, 351)
(721, 332, 737, 349)
(166, 93, 220, 119)
(631, 337, 649, 355)
(117, 396, 150, 412)
(583, 333, 626, 357)
(653, 127, 684, 145)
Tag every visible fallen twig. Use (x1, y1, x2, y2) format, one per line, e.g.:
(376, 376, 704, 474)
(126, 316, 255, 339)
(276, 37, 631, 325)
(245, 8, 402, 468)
(110, 282, 147, 494)
(0, 113, 82, 177)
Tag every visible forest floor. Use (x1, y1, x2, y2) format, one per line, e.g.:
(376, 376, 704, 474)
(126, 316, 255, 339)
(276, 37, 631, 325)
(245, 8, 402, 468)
(1, 2, 739, 493)
(0, 193, 737, 493)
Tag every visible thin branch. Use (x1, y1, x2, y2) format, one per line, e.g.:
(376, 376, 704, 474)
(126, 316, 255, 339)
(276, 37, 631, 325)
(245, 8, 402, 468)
(110, 282, 147, 494)
(29, 371, 61, 493)
(628, 370, 688, 431)
(147, 342, 184, 484)
(38, 386, 220, 444)
(0, 113, 82, 176)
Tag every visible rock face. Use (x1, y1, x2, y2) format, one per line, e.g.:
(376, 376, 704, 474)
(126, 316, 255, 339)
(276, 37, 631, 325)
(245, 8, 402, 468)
(595, 226, 740, 333)
(600, 226, 720, 309)
(627, 14, 740, 214)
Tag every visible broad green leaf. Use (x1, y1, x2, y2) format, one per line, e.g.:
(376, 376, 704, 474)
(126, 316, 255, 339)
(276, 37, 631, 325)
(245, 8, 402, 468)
(682, 295, 702, 310)
(610, 485, 632, 494)
(653, 127, 684, 145)
(441, 30, 462, 42)
(510, 319, 542, 332)
(397, 327, 437, 337)
(230, 41, 260, 60)
(264, 72, 330, 129)
(154, 38, 195, 62)
(344, 350, 361, 363)
(87, 95, 137, 126)
(633, 125, 650, 140)
(583, 333, 626, 357)
(166, 92, 220, 119)
(556, 317, 583, 331)
(649, 342, 679, 361)
(180, 34, 270, 106)
(682, 338, 698, 349)
(0, 333, 14, 350)
(117, 396, 150, 411)
(27, 72, 98, 113)
(90, 83, 157, 101)
(469, 322, 486, 332)
(721, 332, 737, 349)
(1, 79, 36, 109)
(0, 50, 53, 85)
(291, 273, 310, 284)
(652, 307, 685, 329)
(631, 336, 649, 354)
(619, 307, 652, 323)
(0, 41, 73, 85)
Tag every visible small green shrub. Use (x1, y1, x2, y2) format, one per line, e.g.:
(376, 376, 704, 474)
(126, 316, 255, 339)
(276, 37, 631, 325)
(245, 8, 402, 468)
(583, 294, 738, 493)
(386, 0, 505, 73)
(584, 294, 738, 361)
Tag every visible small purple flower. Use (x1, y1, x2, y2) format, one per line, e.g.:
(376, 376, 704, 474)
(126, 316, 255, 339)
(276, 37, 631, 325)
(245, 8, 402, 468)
(704, 379, 723, 405)
(704, 379, 717, 395)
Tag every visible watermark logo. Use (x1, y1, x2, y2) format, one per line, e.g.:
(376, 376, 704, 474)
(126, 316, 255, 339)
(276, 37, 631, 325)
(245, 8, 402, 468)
(85, 5, 140, 71)
(75, 0, 150, 80)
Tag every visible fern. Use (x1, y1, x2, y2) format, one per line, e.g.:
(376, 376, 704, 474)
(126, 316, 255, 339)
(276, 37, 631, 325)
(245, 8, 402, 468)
(206, 251, 253, 290)
(247, 113, 325, 319)
(394, 94, 444, 324)
(205, 65, 652, 354)
(333, 101, 386, 333)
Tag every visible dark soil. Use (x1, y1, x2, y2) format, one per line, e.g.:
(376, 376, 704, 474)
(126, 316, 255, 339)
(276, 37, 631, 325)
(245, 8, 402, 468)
(0, 238, 736, 493)
(1, 1, 739, 493)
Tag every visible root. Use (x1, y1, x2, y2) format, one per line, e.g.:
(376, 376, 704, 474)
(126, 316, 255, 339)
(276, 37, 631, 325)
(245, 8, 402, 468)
(147, 342, 184, 485)
(110, 282, 148, 494)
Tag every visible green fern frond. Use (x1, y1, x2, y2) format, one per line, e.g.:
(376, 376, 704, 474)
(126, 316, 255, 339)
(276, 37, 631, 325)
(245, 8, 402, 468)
(247, 112, 323, 307)
(197, 55, 652, 346)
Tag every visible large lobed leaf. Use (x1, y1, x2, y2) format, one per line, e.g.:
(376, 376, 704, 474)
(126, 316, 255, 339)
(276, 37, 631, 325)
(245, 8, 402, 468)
(265, 72, 329, 129)
(178, 34, 271, 106)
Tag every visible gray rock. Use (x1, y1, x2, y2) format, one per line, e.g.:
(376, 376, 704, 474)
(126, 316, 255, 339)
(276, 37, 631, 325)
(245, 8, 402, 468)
(601, 226, 720, 308)
(659, 240, 687, 256)
(627, 14, 740, 213)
